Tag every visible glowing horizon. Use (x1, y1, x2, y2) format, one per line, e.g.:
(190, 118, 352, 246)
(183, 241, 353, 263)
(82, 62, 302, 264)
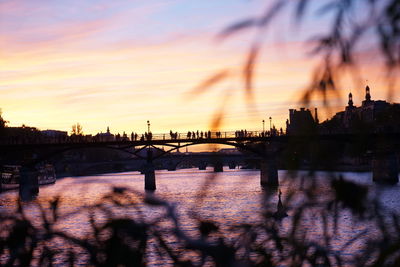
(1, 1, 397, 136)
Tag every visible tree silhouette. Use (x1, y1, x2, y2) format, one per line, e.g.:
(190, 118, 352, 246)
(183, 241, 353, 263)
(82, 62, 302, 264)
(71, 123, 83, 136)
(0, 109, 8, 137)
(0, 109, 8, 128)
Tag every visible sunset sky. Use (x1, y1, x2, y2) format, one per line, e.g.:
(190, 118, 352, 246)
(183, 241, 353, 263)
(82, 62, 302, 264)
(0, 0, 396, 135)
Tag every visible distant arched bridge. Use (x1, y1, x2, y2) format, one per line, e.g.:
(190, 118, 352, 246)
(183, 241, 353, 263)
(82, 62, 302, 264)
(1, 131, 400, 195)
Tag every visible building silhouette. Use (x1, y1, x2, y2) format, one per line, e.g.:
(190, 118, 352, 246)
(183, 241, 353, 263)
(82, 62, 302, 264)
(286, 107, 319, 135)
(96, 127, 115, 142)
(320, 85, 400, 133)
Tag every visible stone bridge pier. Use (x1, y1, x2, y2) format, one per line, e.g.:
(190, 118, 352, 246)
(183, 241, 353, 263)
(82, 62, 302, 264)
(213, 162, 223, 172)
(372, 151, 398, 184)
(144, 163, 156, 190)
(260, 158, 279, 187)
(19, 167, 39, 201)
(167, 161, 176, 171)
(228, 162, 236, 169)
(144, 148, 156, 191)
(198, 162, 207, 170)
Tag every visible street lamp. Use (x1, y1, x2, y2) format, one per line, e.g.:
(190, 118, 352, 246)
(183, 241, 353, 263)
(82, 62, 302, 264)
(269, 117, 272, 131)
(147, 120, 150, 133)
(262, 119, 265, 133)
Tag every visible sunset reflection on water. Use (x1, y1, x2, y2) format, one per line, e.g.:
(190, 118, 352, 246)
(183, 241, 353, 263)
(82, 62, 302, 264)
(0, 168, 398, 265)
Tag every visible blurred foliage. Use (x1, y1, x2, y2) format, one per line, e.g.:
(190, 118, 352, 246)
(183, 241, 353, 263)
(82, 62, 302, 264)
(194, 0, 400, 112)
(2, 1, 400, 266)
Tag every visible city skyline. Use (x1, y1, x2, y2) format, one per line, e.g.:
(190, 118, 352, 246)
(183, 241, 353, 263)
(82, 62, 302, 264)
(1, 84, 394, 139)
(1, 0, 396, 135)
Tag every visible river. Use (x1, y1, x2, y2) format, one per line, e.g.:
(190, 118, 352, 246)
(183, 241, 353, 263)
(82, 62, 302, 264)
(0, 168, 399, 266)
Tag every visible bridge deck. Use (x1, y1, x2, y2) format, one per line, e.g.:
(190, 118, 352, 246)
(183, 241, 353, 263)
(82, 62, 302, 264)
(1, 132, 400, 149)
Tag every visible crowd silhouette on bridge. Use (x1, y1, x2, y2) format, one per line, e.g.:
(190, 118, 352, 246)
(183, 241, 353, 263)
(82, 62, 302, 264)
(186, 130, 213, 139)
(108, 128, 282, 142)
(0, 127, 284, 144)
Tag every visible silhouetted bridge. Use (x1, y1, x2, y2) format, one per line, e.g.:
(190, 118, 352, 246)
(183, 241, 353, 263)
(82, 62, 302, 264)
(68, 152, 260, 176)
(1, 132, 400, 198)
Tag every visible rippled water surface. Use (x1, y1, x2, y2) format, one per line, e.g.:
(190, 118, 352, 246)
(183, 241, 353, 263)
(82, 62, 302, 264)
(1, 168, 399, 265)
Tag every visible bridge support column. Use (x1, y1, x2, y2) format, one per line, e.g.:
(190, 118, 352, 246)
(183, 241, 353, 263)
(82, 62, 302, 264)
(19, 167, 39, 201)
(199, 162, 207, 170)
(213, 162, 223, 172)
(260, 159, 278, 187)
(144, 148, 156, 191)
(372, 152, 398, 184)
(167, 161, 176, 171)
(144, 163, 156, 191)
(228, 162, 236, 169)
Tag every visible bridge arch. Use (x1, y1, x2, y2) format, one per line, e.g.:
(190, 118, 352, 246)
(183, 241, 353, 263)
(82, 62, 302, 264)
(153, 140, 268, 159)
(73, 162, 128, 176)
(168, 158, 203, 171)
(28, 144, 142, 167)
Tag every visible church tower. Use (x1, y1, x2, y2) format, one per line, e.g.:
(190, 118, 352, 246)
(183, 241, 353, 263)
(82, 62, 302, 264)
(365, 85, 371, 102)
(362, 85, 373, 107)
(348, 92, 354, 107)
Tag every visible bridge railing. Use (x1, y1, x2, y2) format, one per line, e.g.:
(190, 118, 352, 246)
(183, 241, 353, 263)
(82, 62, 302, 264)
(0, 130, 282, 145)
(150, 130, 272, 140)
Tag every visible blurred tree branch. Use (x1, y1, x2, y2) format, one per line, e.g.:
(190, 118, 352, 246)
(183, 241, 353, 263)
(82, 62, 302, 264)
(195, 0, 400, 108)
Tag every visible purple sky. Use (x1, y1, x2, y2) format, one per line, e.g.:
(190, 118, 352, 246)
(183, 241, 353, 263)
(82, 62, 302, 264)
(0, 0, 392, 135)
